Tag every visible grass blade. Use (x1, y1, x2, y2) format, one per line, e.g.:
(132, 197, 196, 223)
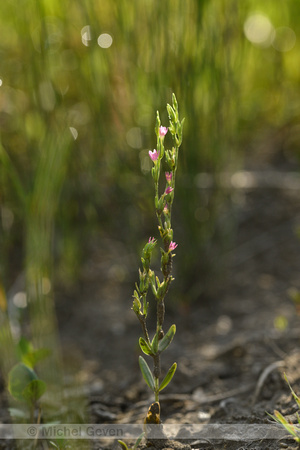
(284, 373, 300, 409)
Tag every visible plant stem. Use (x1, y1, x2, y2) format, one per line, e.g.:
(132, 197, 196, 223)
(154, 377, 159, 402)
(134, 96, 183, 408)
(138, 314, 150, 345)
(157, 299, 165, 330)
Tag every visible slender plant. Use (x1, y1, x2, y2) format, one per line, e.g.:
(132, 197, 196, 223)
(132, 94, 184, 408)
(119, 94, 184, 450)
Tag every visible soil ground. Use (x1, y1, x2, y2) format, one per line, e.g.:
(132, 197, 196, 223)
(2, 158, 300, 449)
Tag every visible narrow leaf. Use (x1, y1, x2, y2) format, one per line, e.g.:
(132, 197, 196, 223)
(118, 440, 129, 450)
(159, 362, 177, 392)
(133, 432, 145, 450)
(167, 104, 176, 123)
(274, 410, 300, 440)
(139, 338, 153, 356)
(284, 373, 300, 409)
(49, 442, 60, 450)
(274, 410, 289, 424)
(158, 324, 176, 353)
(139, 356, 155, 391)
(151, 332, 159, 354)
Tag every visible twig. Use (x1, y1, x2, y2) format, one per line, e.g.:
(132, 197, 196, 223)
(160, 383, 255, 405)
(251, 360, 285, 406)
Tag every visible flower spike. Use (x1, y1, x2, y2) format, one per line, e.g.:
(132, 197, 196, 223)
(131, 94, 184, 420)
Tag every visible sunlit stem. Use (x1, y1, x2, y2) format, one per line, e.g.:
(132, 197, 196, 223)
(154, 377, 159, 402)
(138, 314, 150, 345)
(168, 146, 179, 219)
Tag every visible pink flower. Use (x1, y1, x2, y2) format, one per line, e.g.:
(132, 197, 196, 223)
(165, 172, 172, 183)
(169, 241, 178, 252)
(163, 204, 169, 213)
(148, 237, 156, 244)
(159, 126, 168, 138)
(149, 149, 159, 161)
(165, 186, 174, 195)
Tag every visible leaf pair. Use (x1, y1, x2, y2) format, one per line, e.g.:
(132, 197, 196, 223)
(139, 356, 177, 393)
(139, 324, 176, 356)
(17, 337, 51, 369)
(8, 363, 46, 404)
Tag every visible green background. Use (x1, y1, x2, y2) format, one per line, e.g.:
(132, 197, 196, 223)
(1, 0, 300, 301)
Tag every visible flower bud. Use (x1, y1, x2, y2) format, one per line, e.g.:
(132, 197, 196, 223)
(155, 111, 161, 137)
(165, 172, 172, 183)
(132, 291, 141, 315)
(165, 186, 174, 195)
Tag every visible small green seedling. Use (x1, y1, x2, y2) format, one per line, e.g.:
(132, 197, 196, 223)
(8, 362, 46, 422)
(8, 337, 49, 423)
(269, 373, 300, 443)
(17, 336, 51, 369)
(118, 432, 145, 450)
(8, 362, 46, 403)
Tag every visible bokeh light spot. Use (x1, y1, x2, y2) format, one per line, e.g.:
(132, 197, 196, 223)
(42, 277, 51, 295)
(139, 150, 152, 174)
(126, 127, 142, 149)
(216, 315, 232, 336)
(81, 25, 92, 47)
(69, 127, 78, 140)
(244, 13, 275, 47)
(231, 171, 255, 188)
(272, 27, 296, 52)
(13, 292, 27, 309)
(97, 33, 113, 49)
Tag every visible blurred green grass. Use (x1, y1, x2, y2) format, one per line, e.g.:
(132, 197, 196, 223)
(1, 0, 300, 426)
(1, 0, 300, 300)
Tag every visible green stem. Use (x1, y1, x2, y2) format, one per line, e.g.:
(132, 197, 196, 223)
(138, 314, 150, 345)
(168, 145, 179, 219)
(154, 377, 159, 402)
(157, 299, 165, 330)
